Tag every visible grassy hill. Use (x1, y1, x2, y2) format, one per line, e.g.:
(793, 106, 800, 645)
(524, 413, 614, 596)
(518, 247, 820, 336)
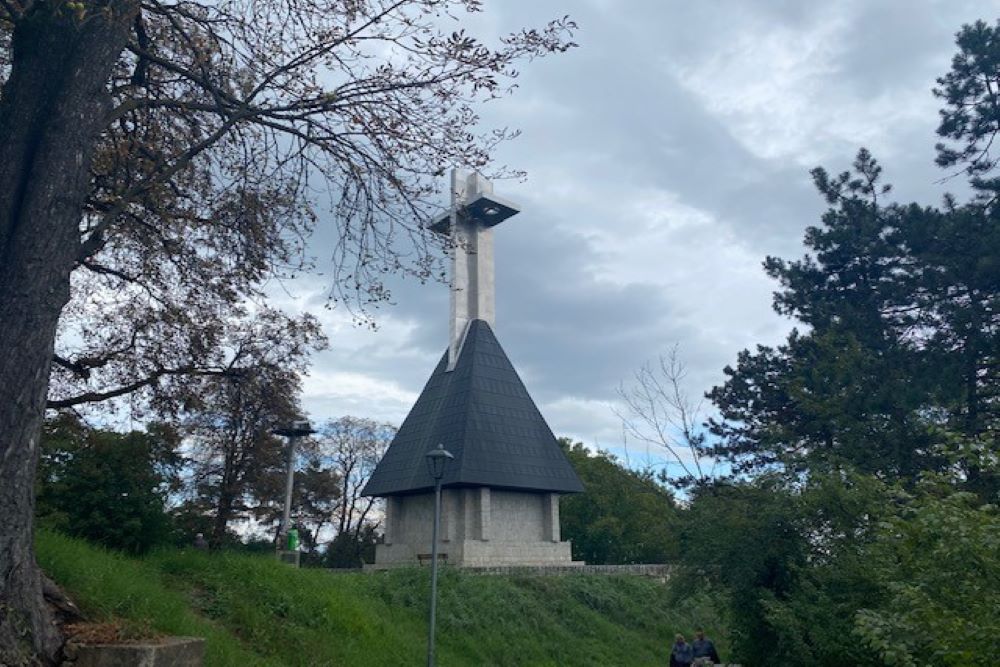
(37, 530, 728, 666)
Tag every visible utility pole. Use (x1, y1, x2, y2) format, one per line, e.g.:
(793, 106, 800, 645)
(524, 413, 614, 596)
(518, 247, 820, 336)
(274, 420, 316, 565)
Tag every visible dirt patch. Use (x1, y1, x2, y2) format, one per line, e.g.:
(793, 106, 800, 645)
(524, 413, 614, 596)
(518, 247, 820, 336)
(64, 620, 162, 645)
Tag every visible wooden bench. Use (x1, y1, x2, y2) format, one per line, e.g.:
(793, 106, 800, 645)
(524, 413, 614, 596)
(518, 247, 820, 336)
(417, 553, 448, 566)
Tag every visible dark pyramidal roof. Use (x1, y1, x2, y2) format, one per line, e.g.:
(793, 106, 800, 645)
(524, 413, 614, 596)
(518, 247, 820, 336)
(363, 320, 584, 497)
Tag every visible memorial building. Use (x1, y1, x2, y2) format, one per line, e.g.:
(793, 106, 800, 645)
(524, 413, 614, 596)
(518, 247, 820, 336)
(363, 170, 584, 567)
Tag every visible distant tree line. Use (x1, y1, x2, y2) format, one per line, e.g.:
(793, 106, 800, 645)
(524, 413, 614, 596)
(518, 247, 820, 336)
(36, 411, 394, 570)
(37, 301, 392, 568)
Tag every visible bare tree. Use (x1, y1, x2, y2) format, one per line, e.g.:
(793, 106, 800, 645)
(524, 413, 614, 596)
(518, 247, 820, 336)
(0, 0, 575, 659)
(283, 462, 343, 554)
(617, 345, 715, 488)
(313, 416, 394, 566)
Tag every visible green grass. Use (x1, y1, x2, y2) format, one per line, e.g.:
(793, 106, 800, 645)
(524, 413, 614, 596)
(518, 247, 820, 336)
(37, 530, 728, 666)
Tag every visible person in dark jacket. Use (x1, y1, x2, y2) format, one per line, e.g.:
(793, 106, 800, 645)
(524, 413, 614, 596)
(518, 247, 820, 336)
(691, 629, 720, 665)
(669, 634, 694, 667)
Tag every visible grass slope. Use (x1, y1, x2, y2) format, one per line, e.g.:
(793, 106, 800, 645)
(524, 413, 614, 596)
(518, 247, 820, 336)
(37, 531, 727, 666)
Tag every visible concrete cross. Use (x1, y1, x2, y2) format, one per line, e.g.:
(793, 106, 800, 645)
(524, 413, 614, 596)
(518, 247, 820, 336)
(430, 169, 520, 370)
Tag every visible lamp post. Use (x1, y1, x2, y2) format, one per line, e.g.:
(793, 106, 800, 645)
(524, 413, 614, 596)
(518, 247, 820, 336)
(273, 420, 316, 561)
(425, 443, 454, 667)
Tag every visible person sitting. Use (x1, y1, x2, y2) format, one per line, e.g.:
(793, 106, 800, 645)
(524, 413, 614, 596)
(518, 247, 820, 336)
(669, 634, 694, 667)
(691, 628, 720, 665)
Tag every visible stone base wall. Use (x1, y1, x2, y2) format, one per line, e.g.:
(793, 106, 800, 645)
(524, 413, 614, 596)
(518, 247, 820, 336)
(462, 563, 673, 578)
(68, 637, 204, 666)
(372, 538, 580, 568)
(375, 487, 578, 567)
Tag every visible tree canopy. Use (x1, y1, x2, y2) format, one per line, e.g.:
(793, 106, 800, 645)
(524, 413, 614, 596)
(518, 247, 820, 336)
(706, 19, 1000, 482)
(39, 0, 576, 416)
(559, 439, 678, 565)
(935, 19, 1000, 195)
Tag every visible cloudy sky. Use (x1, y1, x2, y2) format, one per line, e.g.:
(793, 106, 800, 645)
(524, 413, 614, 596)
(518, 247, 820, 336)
(270, 0, 997, 467)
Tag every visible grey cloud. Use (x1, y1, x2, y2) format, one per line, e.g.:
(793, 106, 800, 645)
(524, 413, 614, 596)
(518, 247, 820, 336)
(493, 226, 694, 403)
(288, 0, 1000, 448)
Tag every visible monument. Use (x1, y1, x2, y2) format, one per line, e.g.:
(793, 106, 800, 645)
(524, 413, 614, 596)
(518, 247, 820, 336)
(363, 170, 584, 567)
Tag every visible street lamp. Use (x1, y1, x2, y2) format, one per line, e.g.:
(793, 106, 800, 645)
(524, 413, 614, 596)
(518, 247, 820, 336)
(273, 419, 316, 562)
(425, 443, 454, 667)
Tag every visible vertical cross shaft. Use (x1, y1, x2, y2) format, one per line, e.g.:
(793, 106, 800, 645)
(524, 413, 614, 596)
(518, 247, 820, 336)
(431, 169, 519, 370)
(449, 170, 494, 368)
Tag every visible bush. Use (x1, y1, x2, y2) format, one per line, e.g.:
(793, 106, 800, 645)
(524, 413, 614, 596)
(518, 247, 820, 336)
(37, 416, 179, 554)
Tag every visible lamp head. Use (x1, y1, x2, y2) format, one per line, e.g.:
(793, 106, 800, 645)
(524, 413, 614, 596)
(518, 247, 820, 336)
(425, 443, 455, 480)
(274, 420, 316, 438)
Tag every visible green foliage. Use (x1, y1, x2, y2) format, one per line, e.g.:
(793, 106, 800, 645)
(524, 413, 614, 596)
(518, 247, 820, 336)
(673, 478, 808, 665)
(934, 19, 1000, 193)
(37, 530, 729, 666)
(854, 458, 1000, 667)
(559, 439, 679, 564)
(666, 19, 1000, 667)
(678, 440, 999, 667)
(322, 525, 378, 568)
(755, 474, 891, 667)
(37, 415, 179, 554)
(675, 473, 889, 666)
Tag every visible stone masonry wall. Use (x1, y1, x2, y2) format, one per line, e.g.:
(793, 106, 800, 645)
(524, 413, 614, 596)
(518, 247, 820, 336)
(375, 488, 576, 567)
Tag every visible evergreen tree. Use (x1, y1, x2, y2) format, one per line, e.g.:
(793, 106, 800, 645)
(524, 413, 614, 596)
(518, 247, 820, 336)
(934, 19, 1000, 196)
(709, 149, 998, 485)
(707, 20, 1000, 486)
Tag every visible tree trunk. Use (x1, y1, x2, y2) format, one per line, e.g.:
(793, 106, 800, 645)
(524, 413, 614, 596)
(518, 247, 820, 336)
(212, 487, 236, 547)
(211, 443, 241, 547)
(0, 3, 135, 663)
